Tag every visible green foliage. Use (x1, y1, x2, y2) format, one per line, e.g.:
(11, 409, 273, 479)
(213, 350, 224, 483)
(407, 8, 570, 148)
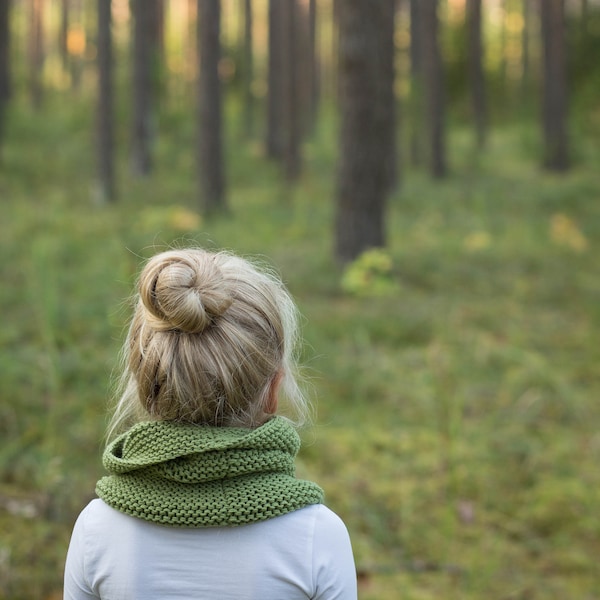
(2, 93, 600, 600)
(341, 248, 400, 297)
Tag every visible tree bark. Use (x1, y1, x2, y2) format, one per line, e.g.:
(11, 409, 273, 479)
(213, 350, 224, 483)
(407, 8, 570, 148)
(521, 0, 531, 102)
(0, 0, 10, 104)
(540, 0, 569, 171)
(420, 0, 446, 178)
(282, 0, 301, 182)
(334, 0, 396, 265)
(307, 0, 319, 133)
(28, 0, 44, 110)
(149, 0, 165, 103)
(59, 0, 69, 73)
(97, 0, 115, 202)
(266, 0, 285, 159)
(466, 0, 486, 149)
(0, 0, 10, 161)
(409, 0, 424, 165)
(241, 0, 254, 138)
(197, 0, 226, 213)
(131, 0, 154, 175)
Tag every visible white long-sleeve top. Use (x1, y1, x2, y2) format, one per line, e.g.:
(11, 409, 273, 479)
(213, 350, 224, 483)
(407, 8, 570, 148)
(64, 499, 357, 600)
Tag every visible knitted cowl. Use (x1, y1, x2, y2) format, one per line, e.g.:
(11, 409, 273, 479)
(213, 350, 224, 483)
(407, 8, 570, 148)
(95, 416, 324, 527)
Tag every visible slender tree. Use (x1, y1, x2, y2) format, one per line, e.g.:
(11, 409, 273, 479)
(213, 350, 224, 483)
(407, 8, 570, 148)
(0, 0, 9, 103)
(149, 0, 166, 104)
(282, 0, 301, 181)
(521, 0, 531, 103)
(197, 0, 226, 212)
(97, 0, 115, 202)
(0, 0, 10, 161)
(306, 0, 319, 133)
(467, 0, 486, 149)
(68, 0, 84, 90)
(381, 0, 396, 193)
(581, 0, 589, 36)
(131, 0, 154, 175)
(420, 0, 446, 178)
(241, 0, 254, 137)
(266, 0, 285, 159)
(59, 0, 69, 73)
(409, 0, 424, 165)
(334, 0, 396, 264)
(28, 0, 44, 110)
(540, 0, 569, 171)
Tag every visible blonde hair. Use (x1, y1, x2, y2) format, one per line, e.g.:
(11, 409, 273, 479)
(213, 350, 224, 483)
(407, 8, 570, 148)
(107, 248, 309, 439)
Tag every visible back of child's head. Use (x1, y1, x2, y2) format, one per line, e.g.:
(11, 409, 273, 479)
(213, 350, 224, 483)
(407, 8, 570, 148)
(108, 248, 308, 437)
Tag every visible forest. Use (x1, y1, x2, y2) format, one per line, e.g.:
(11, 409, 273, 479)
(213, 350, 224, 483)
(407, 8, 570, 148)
(1, 0, 600, 598)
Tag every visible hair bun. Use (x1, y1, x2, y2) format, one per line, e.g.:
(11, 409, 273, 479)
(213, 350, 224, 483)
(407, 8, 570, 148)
(139, 250, 233, 333)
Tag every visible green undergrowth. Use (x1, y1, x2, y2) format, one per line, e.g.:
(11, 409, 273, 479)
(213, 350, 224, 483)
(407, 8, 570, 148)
(1, 96, 600, 599)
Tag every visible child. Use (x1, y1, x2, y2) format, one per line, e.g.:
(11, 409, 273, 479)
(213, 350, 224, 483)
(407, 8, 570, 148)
(63, 248, 357, 599)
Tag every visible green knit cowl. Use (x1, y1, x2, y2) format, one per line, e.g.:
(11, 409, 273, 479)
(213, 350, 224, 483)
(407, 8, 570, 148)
(95, 416, 324, 527)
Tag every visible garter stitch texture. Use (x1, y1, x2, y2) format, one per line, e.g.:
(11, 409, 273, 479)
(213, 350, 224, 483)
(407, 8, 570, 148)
(95, 417, 324, 527)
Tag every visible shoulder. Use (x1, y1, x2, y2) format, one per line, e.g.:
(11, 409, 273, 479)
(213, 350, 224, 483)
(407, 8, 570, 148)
(71, 498, 146, 546)
(257, 503, 349, 537)
(75, 498, 130, 527)
(297, 504, 352, 542)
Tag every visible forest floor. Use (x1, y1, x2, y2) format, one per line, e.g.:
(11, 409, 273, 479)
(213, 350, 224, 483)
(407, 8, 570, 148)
(1, 97, 600, 599)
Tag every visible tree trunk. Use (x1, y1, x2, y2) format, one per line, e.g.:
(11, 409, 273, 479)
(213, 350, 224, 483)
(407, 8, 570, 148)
(409, 0, 424, 165)
(149, 0, 165, 104)
(540, 0, 568, 171)
(306, 0, 319, 133)
(197, 0, 226, 213)
(581, 0, 589, 36)
(68, 0, 84, 90)
(131, 0, 154, 175)
(241, 0, 254, 138)
(334, 0, 396, 265)
(59, 0, 69, 73)
(420, 0, 446, 178)
(97, 0, 115, 202)
(521, 0, 531, 102)
(381, 0, 396, 193)
(266, 0, 284, 159)
(466, 0, 486, 149)
(0, 0, 10, 104)
(29, 0, 44, 110)
(0, 0, 10, 162)
(282, 0, 301, 182)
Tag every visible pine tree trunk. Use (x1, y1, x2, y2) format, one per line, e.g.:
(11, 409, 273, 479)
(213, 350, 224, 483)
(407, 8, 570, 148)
(467, 0, 486, 149)
(282, 0, 301, 181)
(149, 0, 165, 105)
(409, 0, 423, 165)
(0, 0, 10, 162)
(0, 0, 9, 104)
(266, 0, 284, 159)
(521, 0, 531, 103)
(197, 0, 226, 212)
(97, 0, 115, 202)
(29, 0, 44, 110)
(131, 0, 154, 175)
(241, 0, 254, 138)
(421, 0, 446, 178)
(59, 0, 69, 73)
(334, 0, 395, 264)
(540, 0, 569, 171)
(307, 0, 319, 133)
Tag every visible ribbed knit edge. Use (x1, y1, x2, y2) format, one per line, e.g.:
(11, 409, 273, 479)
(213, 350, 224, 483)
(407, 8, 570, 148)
(95, 417, 324, 527)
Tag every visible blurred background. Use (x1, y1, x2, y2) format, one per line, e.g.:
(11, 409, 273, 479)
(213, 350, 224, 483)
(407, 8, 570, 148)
(1, 0, 600, 598)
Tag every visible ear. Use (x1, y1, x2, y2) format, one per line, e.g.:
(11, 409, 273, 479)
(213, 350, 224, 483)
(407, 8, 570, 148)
(265, 370, 283, 414)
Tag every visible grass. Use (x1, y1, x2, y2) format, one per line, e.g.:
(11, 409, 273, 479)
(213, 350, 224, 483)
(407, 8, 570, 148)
(1, 91, 600, 599)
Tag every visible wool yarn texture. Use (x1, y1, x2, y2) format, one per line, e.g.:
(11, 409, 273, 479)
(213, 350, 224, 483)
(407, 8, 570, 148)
(96, 417, 324, 527)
